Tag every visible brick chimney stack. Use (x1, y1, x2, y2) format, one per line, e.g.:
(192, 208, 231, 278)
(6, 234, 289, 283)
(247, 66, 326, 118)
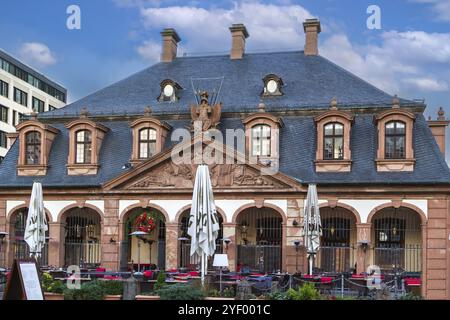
(161, 28, 181, 63)
(229, 24, 249, 60)
(428, 107, 450, 155)
(303, 19, 321, 56)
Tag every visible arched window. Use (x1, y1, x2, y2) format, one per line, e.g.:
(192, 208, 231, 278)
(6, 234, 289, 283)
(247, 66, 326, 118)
(324, 123, 344, 160)
(251, 124, 271, 157)
(385, 121, 406, 159)
(25, 131, 41, 165)
(138, 128, 157, 159)
(75, 130, 92, 164)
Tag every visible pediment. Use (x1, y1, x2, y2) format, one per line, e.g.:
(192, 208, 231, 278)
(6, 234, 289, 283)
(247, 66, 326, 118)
(104, 138, 302, 192)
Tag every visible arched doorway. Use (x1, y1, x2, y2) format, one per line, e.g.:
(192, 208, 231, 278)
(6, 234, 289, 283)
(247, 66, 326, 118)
(316, 207, 357, 273)
(371, 207, 422, 273)
(236, 207, 283, 273)
(178, 209, 224, 270)
(62, 207, 102, 268)
(121, 207, 166, 272)
(9, 208, 50, 266)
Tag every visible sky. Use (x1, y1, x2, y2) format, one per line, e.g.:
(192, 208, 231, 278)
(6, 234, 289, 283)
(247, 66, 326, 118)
(0, 0, 449, 163)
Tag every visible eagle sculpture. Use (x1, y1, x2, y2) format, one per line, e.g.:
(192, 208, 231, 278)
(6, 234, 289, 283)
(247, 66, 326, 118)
(190, 91, 222, 131)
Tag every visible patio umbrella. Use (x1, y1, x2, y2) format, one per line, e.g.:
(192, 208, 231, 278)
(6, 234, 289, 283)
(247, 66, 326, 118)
(24, 182, 48, 261)
(187, 164, 220, 286)
(302, 184, 322, 275)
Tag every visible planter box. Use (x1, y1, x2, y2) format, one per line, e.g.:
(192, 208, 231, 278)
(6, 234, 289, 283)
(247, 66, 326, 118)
(204, 297, 235, 300)
(135, 295, 161, 300)
(104, 295, 122, 300)
(44, 292, 64, 301)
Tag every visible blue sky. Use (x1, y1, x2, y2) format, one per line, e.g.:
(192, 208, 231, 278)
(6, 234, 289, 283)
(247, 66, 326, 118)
(1, 0, 449, 162)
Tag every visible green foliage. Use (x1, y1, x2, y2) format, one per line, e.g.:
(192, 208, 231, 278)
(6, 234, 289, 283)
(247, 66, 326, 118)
(63, 280, 124, 300)
(100, 280, 124, 296)
(298, 282, 321, 300)
(222, 287, 235, 298)
(156, 284, 206, 300)
(274, 283, 321, 301)
(41, 272, 65, 294)
(208, 289, 220, 297)
(154, 272, 166, 291)
(400, 292, 423, 300)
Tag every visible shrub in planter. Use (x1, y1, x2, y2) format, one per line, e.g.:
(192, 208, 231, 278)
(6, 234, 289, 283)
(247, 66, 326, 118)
(298, 283, 321, 300)
(153, 272, 166, 291)
(156, 284, 205, 300)
(64, 280, 105, 300)
(100, 280, 123, 296)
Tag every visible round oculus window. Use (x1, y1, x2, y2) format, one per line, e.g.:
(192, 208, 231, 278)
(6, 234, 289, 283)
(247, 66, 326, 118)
(163, 84, 174, 97)
(266, 79, 278, 94)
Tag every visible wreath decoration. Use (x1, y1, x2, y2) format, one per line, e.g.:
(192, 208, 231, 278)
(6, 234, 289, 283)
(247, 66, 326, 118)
(134, 210, 160, 233)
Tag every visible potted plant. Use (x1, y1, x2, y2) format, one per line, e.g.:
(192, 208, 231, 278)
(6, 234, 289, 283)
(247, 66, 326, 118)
(41, 273, 65, 300)
(136, 271, 165, 300)
(156, 283, 205, 300)
(101, 280, 124, 300)
(205, 287, 236, 300)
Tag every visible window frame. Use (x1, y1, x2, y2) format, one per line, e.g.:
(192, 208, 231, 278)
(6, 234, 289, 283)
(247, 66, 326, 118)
(0, 105, 8, 124)
(384, 121, 406, 160)
(14, 87, 28, 107)
(32, 97, 45, 113)
(251, 124, 272, 157)
(138, 127, 157, 160)
(0, 79, 8, 98)
(323, 122, 344, 160)
(75, 129, 93, 164)
(25, 131, 41, 165)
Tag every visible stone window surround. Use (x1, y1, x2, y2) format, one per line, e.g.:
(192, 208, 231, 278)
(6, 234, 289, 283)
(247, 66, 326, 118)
(261, 74, 284, 97)
(242, 113, 283, 165)
(130, 117, 171, 165)
(314, 110, 354, 172)
(16, 120, 59, 176)
(66, 119, 109, 176)
(375, 109, 416, 172)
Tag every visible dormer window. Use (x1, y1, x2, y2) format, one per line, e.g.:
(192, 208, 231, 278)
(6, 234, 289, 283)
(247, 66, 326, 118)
(66, 113, 109, 176)
(262, 74, 283, 96)
(314, 99, 354, 172)
(251, 124, 271, 157)
(324, 123, 344, 160)
(375, 98, 415, 172)
(16, 113, 59, 176)
(158, 79, 181, 102)
(243, 105, 283, 171)
(75, 130, 92, 164)
(25, 131, 41, 165)
(385, 121, 406, 159)
(130, 108, 171, 165)
(139, 128, 157, 159)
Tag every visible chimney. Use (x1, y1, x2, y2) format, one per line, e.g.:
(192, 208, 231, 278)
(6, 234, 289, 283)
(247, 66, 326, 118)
(428, 107, 450, 155)
(161, 28, 181, 63)
(303, 18, 321, 56)
(229, 24, 249, 60)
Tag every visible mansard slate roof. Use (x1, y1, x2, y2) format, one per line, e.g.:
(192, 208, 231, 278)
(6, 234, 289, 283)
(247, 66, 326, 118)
(40, 51, 423, 118)
(0, 50, 449, 188)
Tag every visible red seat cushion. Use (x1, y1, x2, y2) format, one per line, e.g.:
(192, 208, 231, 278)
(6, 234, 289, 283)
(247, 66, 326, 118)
(104, 276, 120, 280)
(188, 271, 199, 277)
(405, 278, 421, 286)
(143, 271, 153, 278)
(303, 274, 315, 279)
(321, 277, 333, 284)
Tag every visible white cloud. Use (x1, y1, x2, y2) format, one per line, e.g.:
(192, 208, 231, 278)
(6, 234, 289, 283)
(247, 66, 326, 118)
(19, 42, 56, 67)
(139, 2, 314, 54)
(136, 40, 161, 62)
(321, 31, 450, 96)
(411, 0, 450, 21)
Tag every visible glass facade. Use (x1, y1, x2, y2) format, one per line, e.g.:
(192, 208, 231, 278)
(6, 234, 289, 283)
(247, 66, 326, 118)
(14, 87, 27, 107)
(0, 105, 8, 123)
(0, 79, 8, 98)
(0, 57, 66, 102)
(32, 97, 45, 113)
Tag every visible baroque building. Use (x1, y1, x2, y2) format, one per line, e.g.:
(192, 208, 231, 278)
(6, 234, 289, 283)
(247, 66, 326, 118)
(0, 19, 449, 299)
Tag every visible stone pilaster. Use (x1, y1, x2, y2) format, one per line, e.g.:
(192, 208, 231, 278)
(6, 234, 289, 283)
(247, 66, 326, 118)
(356, 223, 371, 274)
(285, 199, 305, 273)
(48, 222, 62, 267)
(222, 223, 236, 271)
(0, 200, 6, 268)
(165, 223, 179, 270)
(425, 198, 448, 300)
(101, 200, 120, 271)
